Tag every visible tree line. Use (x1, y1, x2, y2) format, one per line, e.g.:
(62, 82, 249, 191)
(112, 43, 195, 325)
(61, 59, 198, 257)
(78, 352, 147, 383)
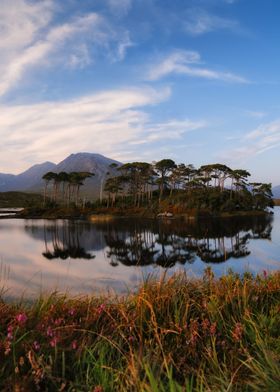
(42, 171, 93, 206)
(103, 160, 273, 212)
(42, 160, 273, 212)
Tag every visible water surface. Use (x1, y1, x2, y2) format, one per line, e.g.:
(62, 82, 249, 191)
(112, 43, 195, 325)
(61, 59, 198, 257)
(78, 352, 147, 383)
(0, 209, 279, 299)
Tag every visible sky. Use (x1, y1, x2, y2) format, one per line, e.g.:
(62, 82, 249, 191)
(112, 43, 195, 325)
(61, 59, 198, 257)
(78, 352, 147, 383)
(1, 0, 280, 185)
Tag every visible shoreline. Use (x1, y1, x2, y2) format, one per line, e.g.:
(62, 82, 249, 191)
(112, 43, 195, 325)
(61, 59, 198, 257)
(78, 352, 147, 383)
(12, 207, 272, 221)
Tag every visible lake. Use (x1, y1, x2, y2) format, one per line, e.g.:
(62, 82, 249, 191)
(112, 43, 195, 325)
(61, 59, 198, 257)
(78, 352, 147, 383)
(0, 208, 280, 299)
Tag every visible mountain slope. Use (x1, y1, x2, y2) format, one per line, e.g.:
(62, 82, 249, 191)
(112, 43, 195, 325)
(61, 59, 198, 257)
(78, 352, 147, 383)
(272, 185, 280, 199)
(0, 162, 56, 192)
(55, 153, 119, 176)
(0, 153, 121, 199)
(16, 162, 57, 190)
(0, 173, 16, 190)
(53, 153, 121, 198)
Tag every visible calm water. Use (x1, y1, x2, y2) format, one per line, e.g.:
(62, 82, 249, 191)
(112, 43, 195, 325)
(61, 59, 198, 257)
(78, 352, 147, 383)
(0, 208, 280, 299)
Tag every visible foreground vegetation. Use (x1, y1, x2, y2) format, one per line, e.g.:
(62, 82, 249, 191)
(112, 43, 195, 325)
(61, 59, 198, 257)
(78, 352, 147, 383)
(1, 270, 280, 391)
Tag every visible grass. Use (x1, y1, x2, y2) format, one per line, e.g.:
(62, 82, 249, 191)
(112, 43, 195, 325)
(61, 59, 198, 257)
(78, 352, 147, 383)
(0, 192, 44, 208)
(0, 269, 280, 391)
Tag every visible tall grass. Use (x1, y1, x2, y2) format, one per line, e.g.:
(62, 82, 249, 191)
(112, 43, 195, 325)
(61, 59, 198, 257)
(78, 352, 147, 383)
(0, 269, 279, 391)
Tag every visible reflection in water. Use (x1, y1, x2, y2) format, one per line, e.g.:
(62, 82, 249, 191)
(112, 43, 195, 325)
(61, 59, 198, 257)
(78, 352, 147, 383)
(42, 223, 95, 260)
(0, 213, 277, 299)
(24, 215, 273, 267)
(103, 215, 272, 267)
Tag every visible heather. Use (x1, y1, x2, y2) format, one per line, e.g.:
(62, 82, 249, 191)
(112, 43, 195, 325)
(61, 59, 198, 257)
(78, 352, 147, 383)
(0, 269, 280, 391)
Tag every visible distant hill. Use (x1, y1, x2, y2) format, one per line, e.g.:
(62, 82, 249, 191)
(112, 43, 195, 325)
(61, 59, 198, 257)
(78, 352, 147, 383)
(0, 153, 121, 199)
(272, 185, 280, 199)
(0, 191, 44, 208)
(0, 162, 56, 192)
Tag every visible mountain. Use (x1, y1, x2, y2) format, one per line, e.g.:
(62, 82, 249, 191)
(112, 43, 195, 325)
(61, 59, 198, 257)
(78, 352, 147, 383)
(0, 162, 56, 192)
(0, 173, 17, 190)
(15, 162, 57, 190)
(0, 153, 121, 199)
(52, 153, 121, 198)
(272, 185, 280, 199)
(55, 153, 119, 176)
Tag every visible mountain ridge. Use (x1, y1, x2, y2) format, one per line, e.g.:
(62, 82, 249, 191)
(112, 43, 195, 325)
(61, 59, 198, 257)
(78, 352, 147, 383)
(0, 153, 122, 198)
(1, 153, 279, 199)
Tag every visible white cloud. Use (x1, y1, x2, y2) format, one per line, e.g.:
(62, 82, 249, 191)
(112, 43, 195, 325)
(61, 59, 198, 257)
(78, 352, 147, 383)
(245, 110, 267, 119)
(184, 9, 239, 36)
(107, 0, 132, 16)
(0, 86, 205, 172)
(245, 121, 280, 141)
(0, 13, 101, 96)
(219, 120, 280, 163)
(0, 1, 132, 97)
(115, 31, 134, 61)
(0, 0, 54, 51)
(147, 50, 248, 83)
(68, 44, 92, 69)
(142, 119, 206, 142)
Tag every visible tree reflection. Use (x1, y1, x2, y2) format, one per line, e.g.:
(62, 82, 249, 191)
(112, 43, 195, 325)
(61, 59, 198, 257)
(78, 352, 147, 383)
(24, 214, 273, 267)
(101, 214, 272, 267)
(42, 221, 95, 260)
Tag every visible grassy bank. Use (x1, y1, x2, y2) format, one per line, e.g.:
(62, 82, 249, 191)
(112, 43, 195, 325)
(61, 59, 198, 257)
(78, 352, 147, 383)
(0, 270, 280, 391)
(0, 192, 44, 209)
(17, 205, 271, 220)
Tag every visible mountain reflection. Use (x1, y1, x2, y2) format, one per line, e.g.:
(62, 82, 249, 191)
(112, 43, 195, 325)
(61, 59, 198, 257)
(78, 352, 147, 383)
(24, 215, 273, 267)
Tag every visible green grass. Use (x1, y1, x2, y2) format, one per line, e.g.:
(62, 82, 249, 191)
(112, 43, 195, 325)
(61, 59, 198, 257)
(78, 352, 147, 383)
(0, 191, 44, 208)
(0, 269, 280, 391)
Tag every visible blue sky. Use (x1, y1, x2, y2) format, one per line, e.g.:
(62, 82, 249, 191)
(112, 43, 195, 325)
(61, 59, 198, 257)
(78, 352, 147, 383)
(1, 0, 280, 185)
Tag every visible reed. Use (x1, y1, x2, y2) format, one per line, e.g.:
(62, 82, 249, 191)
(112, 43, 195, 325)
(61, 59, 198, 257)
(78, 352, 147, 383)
(0, 269, 279, 391)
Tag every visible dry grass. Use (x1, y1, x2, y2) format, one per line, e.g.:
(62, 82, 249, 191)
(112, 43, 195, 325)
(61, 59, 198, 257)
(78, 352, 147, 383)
(0, 269, 280, 391)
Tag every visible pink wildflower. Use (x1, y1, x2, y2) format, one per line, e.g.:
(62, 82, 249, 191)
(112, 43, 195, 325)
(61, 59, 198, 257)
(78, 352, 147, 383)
(7, 325, 13, 340)
(201, 319, 210, 331)
(50, 337, 58, 347)
(68, 308, 76, 316)
(54, 318, 63, 326)
(93, 386, 103, 392)
(33, 341, 40, 351)
(190, 334, 198, 345)
(232, 322, 243, 342)
(97, 304, 106, 315)
(15, 313, 28, 325)
(46, 326, 54, 337)
(4, 341, 11, 355)
(263, 270, 268, 279)
(210, 322, 217, 336)
(71, 340, 78, 350)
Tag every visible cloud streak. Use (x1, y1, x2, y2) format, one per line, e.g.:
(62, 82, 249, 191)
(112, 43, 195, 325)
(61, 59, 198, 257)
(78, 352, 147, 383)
(219, 120, 280, 164)
(0, 86, 206, 172)
(245, 110, 267, 119)
(147, 50, 248, 83)
(0, 0, 132, 97)
(184, 9, 239, 36)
